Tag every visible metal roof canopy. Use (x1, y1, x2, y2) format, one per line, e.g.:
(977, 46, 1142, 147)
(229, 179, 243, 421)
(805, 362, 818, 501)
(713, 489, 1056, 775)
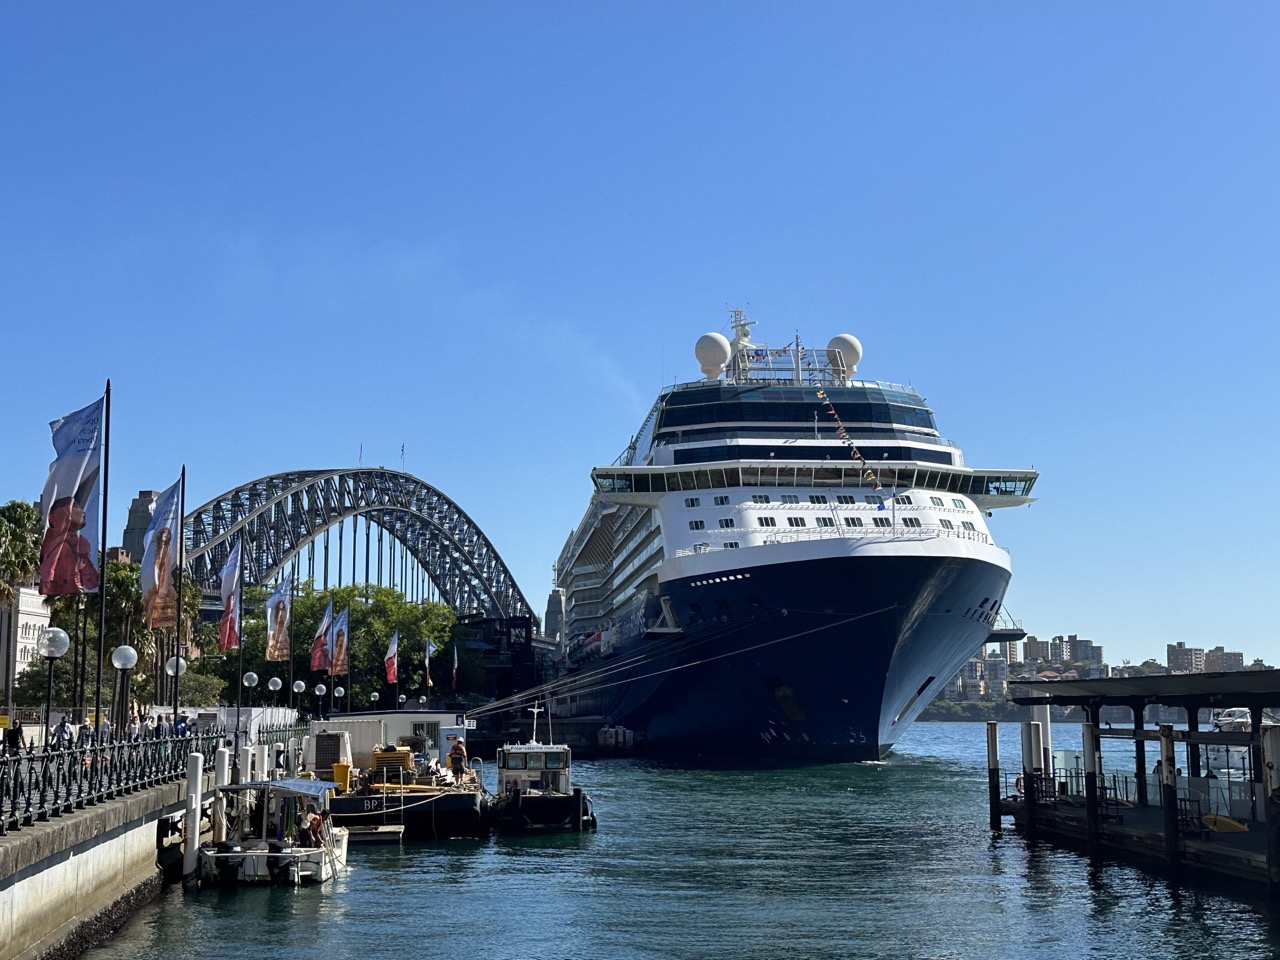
(1010, 669, 1280, 711)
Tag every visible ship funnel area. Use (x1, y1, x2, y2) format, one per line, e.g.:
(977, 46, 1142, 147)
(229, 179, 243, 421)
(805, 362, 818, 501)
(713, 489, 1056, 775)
(827, 334, 863, 384)
(695, 332, 732, 380)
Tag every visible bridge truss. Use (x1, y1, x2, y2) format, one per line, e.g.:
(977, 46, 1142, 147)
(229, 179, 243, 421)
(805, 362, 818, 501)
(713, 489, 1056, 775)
(184, 469, 532, 621)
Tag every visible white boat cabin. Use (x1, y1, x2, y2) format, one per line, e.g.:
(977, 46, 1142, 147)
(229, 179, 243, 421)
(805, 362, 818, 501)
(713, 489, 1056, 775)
(496, 742, 574, 795)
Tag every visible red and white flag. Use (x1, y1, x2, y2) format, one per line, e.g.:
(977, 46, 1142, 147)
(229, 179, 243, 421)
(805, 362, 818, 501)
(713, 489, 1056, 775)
(385, 631, 398, 684)
(217, 539, 241, 652)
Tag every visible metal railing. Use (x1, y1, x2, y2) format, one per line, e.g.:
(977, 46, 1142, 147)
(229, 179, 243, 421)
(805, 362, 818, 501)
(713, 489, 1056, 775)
(0, 723, 308, 836)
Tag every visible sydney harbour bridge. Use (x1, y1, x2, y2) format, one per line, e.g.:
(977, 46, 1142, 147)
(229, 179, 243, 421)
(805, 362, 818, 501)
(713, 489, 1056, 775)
(179, 468, 534, 623)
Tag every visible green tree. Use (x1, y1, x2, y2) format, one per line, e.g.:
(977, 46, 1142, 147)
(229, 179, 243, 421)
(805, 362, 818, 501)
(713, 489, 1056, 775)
(0, 500, 43, 609)
(206, 581, 455, 712)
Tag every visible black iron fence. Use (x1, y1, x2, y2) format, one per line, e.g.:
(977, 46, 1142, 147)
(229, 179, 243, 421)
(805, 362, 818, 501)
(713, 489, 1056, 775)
(0, 722, 309, 835)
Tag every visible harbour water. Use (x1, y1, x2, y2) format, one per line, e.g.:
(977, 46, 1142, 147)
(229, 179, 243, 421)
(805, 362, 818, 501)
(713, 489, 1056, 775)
(84, 722, 1279, 960)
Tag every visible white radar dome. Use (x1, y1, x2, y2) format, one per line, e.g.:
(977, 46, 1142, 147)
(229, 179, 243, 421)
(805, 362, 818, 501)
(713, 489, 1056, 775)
(827, 334, 863, 378)
(695, 332, 732, 380)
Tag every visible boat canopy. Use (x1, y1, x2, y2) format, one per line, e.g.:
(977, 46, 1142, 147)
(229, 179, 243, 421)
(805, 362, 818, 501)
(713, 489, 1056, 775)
(217, 778, 341, 800)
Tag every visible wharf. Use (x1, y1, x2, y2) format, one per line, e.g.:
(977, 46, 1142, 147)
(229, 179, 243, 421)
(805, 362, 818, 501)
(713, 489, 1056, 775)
(989, 669, 1280, 899)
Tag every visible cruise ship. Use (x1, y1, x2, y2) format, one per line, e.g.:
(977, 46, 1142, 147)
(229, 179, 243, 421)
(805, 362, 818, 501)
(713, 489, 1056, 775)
(547, 311, 1037, 761)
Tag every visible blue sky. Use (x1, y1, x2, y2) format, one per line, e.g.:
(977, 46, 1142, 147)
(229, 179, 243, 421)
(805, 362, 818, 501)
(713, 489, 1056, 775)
(2, 3, 1276, 667)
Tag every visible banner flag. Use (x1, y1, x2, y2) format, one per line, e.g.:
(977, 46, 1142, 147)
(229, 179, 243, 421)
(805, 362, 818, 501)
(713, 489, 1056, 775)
(385, 631, 398, 684)
(265, 573, 293, 662)
(329, 606, 350, 676)
(451, 644, 458, 691)
(310, 600, 334, 672)
(425, 640, 435, 687)
(217, 539, 242, 652)
(141, 478, 181, 629)
(38, 396, 105, 596)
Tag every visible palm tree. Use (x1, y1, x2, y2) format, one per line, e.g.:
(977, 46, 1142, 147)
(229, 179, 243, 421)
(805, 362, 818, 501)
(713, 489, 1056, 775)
(1, 500, 43, 710)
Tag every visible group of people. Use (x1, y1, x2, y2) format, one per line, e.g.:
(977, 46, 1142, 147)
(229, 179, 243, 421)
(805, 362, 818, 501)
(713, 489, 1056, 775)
(28, 712, 197, 751)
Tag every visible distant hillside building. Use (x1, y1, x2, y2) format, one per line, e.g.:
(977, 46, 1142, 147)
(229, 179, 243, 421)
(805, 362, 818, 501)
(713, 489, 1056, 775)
(1065, 634, 1103, 664)
(1167, 641, 1206, 673)
(1024, 636, 1049, 662)
(1204, 646, 1245, 672)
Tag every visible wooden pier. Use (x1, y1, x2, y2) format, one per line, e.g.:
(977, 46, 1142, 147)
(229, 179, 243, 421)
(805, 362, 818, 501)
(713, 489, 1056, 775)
(987, 670, 1280, 898)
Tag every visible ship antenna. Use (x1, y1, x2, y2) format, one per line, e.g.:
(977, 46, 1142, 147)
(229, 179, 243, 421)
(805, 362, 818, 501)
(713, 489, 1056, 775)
(528, 701, 544, 744)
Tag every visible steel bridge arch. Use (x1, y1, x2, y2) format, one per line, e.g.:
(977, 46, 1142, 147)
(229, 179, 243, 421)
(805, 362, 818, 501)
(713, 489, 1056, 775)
(184, 468, 532, 620)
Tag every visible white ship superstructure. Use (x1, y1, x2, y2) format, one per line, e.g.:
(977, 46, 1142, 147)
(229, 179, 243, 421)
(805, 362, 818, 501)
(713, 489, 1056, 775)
(551, 311, 1037, 759)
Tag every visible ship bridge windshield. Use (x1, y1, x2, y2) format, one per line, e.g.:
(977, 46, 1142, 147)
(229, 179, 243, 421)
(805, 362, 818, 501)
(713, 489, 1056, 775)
(655, 383, 938, 436)
(592, 464, 1038, 504)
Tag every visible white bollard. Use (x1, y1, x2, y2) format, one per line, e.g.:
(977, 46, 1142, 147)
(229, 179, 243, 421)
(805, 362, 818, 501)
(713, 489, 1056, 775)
(1030, 694, 1053, 777)
(240, 746, 253, 779)
(273, 742, 285, 778)
(287, 737, 300, 774)
(183, 752, 204, 876)
(213, 748, 230, 843)
(253, 744, 269, 781)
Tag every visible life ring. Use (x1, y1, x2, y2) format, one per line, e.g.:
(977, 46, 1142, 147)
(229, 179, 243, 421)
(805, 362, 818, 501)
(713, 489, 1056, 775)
(1014, 774, 1025, 796)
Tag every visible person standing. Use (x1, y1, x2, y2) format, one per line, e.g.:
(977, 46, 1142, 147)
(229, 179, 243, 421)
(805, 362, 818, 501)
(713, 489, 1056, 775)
(3, 718, 24, 755)
(53, 715, 74, 750)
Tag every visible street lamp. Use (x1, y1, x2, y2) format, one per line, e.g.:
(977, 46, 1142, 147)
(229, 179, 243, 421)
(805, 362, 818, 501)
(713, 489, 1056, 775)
(292, 679, 306, 710)
(164, 656, 187, 716)
(398, 694, 407, 710)
(370, 691, 380, 710)
(243, 672, 259, 711)
(267, 677, 282, 706)
(418, 695, 427, 708)
(36, 627, 71, 748)
(313, 683, 326, 718)
(109, 644, 139, 743)
(334, 686, 345, 714)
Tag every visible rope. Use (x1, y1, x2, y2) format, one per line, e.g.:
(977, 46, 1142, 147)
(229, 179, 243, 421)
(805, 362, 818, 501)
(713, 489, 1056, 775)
(470, 604, 896, 720)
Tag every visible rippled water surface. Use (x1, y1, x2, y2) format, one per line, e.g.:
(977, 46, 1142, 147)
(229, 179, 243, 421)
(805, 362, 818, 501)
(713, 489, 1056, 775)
(84, 723, 1280, 960)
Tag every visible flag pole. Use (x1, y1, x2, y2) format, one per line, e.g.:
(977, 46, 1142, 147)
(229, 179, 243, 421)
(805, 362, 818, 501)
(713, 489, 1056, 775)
(235, 538, 244, 759)
(92, 380, 111, 733)
(172, 465, 185, 724)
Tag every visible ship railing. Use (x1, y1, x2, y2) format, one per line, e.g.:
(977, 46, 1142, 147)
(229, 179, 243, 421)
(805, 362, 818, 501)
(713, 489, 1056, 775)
(671, 522, 998, 557)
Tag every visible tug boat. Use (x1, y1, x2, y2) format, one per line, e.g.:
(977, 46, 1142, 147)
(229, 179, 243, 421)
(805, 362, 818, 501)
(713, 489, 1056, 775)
(492, 705, 597, 834)
(198, 778, 348, 886)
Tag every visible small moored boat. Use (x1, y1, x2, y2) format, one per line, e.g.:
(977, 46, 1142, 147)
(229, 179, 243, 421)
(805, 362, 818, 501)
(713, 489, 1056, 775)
(198, 777, 349, 887)
(492, 705, 598, 834)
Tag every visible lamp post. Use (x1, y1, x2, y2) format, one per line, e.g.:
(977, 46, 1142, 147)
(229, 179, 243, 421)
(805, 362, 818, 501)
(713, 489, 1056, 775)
(398, 694, 407, 710)
(292, 679, 306, 711)
(313, 684, 326, 719)
(418, 695, 427, 708)
(243, 672, 259, 710)
(109, 645, 139, 743)
(164, 656, 187, 715)
(370, 691, 380, 711)
(36, 627, 71, 749)
(334, 686, 345, 715)
(268, 677, 282, 707)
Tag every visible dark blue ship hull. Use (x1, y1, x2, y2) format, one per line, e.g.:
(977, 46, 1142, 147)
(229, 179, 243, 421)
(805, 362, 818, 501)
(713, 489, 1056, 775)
(560, 553, 1008, 762)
